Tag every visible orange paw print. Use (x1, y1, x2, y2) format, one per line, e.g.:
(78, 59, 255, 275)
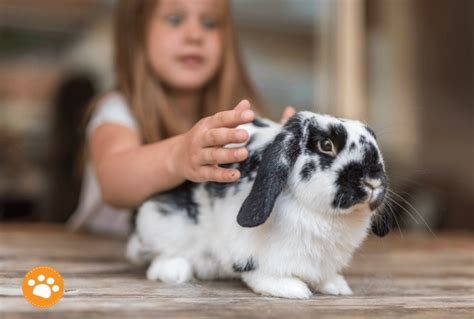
(22, 266, 64, 308)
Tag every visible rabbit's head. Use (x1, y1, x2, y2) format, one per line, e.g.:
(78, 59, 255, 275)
(237, 112, 391, 237)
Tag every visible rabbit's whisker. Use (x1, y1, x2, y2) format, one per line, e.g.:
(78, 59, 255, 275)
(385, 194, 419, 225)
(383, 201, 403, 237)
(387, 189, 436, 237)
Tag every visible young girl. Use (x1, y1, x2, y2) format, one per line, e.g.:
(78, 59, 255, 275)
(68, 0, 295, 236)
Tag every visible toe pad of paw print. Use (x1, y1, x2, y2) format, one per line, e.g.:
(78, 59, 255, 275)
(22, 266, 64, 308)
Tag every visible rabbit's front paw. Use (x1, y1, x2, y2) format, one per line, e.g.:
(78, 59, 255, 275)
(243, 273, 312, 299)
(316, 274, 353, 295)
(146, 256, 193, 284)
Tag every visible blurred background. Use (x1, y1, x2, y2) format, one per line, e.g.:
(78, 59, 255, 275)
(0, 0, 472, 231)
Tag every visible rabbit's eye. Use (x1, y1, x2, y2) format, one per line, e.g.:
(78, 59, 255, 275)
(318, 138, 336, 156)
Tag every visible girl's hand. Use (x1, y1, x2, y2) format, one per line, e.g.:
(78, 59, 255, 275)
(175, 100, 254, 183)
(280, 106, 296, 123)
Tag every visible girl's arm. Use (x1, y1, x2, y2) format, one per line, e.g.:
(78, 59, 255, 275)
(90, 100, 255, 209)
(91, 124, 184, 208)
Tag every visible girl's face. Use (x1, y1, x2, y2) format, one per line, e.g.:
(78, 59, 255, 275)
(147, 0, 224, 92)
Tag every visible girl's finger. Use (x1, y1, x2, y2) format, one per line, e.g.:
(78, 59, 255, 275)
(200, 147, 248, 165)
(206, 103, 254, 129)
(281, 106, 297, 123)
(201, 128, 248, 147)
(233, 99, 251, 111)
(199, 165, 241, 182)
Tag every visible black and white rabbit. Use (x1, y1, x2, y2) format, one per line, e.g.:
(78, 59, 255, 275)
(126, 112, 391, 299)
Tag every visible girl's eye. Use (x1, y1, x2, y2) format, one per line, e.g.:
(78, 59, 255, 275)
(166, 15, 182, 26)
(317, 138, 336, 156)
(201, 17, 218, 29)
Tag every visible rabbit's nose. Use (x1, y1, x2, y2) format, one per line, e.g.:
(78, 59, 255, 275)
(362, 178, 385, 210)
(363, 178, 382, 190)
(362, 178, 386, 210)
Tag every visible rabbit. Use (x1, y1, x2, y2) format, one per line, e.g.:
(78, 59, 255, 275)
(126, 111, 392, 299)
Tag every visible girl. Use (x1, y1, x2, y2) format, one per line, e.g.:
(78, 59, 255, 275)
(68, 0, 296, 236)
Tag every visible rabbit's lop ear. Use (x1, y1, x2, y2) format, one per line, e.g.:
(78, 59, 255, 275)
(237, 132, 298, 227)
(371, 205, 393, 237)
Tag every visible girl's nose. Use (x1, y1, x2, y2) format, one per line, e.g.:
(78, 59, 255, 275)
(184, 20, 204, 44)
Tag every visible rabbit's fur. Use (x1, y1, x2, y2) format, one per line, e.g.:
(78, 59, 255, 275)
(126, 112, 391, 299)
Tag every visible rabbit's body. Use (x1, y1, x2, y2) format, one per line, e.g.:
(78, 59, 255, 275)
(127, 112, 391, 299)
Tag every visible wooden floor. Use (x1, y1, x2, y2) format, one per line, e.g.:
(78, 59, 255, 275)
(0, 224, 473, 319)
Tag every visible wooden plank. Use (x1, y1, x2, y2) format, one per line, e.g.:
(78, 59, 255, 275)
(0, 223, 473, 318)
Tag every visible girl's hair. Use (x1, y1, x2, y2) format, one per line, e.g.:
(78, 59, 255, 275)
(114, 0, 266, 143)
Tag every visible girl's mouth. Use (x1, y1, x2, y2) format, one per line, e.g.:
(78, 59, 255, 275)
(177, 55, 204, 68)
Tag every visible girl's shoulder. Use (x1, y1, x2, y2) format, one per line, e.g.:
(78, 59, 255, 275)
(86, 91, 139, 136)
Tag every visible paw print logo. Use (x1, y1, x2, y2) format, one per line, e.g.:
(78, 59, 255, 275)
(22, 266, 64, 308)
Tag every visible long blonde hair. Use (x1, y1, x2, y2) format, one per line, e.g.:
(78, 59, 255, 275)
(114, 0, 266, 143)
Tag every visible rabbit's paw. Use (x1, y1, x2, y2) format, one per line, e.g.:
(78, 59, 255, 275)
(125, 233, 152, 265)
(316, 274, 353, 295)
(146, 256, 193, 284)
(242, 272, 312, 299)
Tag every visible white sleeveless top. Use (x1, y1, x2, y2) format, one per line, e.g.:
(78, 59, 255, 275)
(67, 92, 139, 237)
